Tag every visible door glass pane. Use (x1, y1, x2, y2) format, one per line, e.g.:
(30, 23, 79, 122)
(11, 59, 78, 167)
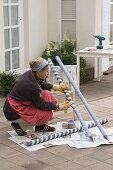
(12, 50, 19, 69)
(11, 0, 18, 2)
(110, 24, 113, 42)
(11, 5, 18, 25)
(3, 0, 9, 3)
(62, 20, 76, 39)
(110, 5, 113, 22)
(5, 51, 10, 71)
(3, 6, 9, 26)
(4, 29, 10, 49)
(11, 28, 19, 47)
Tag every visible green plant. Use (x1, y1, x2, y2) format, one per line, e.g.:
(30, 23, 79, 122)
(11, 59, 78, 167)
(80, 57, 87, 76)
(61, 39, 75, 53)
(42, 41, 61, 65)
(0, 71, 18, 96)
(42, 38, 77, 65)
(60, 39, 77, 65)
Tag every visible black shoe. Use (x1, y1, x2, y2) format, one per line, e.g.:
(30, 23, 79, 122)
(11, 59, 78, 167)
(11, 123, 27, 136)
(35, 124, 55, 132)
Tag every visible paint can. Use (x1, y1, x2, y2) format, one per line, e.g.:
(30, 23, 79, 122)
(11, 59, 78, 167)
(68, 120, 75, 129)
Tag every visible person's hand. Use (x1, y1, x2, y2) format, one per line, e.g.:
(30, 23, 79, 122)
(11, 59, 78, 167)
(57, 101, 71, 110)
(53, 83, 68, 93)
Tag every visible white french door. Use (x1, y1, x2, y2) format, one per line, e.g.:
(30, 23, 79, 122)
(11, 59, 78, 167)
(109, 0, 113, 66)
(3, 0, 23, 72)
(102, 0, 113, 68)
(110, 0, 113, 43)
(61, 0, 76, 39)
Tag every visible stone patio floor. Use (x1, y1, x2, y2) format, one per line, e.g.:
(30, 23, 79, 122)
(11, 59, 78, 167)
(0, 73, 113, 170)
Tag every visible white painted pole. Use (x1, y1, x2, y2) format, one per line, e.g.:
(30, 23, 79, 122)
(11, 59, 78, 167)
(55, 56, 108, 140)
(48, 58, 93, 142)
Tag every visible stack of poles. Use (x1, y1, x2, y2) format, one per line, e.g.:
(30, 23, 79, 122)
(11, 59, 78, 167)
(25, 119, 108, 146)
(48, 58, 94, 142)
(55, 56, 108, 140)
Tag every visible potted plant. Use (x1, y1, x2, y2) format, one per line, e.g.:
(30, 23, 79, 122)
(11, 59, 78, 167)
(42, 36, 94, 85)
(42, 38, 77, 65)
(42, 37, 87, 77)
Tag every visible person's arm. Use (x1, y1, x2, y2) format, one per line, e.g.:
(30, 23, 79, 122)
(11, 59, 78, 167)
(32, 89, 57, 111)
(39, 80, 68, 93)
(32, 89, 71, 111)
(36, 78, 53, 91)
(36, 78, 68, 93)
(41, 81, 53, 91)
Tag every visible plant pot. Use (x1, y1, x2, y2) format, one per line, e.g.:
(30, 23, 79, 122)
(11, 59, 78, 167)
(80, 66, 94, 84)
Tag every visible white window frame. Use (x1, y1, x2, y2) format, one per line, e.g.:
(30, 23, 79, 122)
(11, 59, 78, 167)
(3, 0, 24, 73)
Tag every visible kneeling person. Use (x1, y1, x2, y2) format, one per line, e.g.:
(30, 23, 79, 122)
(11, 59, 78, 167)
(3, 57, 70, 136)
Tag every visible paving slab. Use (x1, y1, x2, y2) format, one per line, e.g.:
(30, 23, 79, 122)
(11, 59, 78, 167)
(0, 73, 113, 169)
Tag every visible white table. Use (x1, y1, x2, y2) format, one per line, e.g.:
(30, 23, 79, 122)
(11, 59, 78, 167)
(77, 46, 113, 88)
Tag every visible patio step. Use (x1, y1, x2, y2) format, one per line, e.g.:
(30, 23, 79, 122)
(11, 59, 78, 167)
(103, 66, 113, 75)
